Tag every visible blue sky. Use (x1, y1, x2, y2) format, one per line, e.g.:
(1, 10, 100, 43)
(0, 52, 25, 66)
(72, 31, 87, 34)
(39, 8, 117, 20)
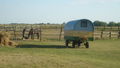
(0, 0, 120, 24)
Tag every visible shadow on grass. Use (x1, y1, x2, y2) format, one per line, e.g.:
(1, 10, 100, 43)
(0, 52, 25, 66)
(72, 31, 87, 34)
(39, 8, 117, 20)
(16, 44, 71, 48)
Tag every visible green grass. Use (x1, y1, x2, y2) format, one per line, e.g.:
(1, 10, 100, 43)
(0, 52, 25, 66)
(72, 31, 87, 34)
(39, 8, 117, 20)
(0, 39, 120, 68)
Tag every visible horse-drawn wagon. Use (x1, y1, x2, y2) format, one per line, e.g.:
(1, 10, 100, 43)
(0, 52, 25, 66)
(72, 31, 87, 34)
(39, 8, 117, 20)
(64, 19, 94, 48)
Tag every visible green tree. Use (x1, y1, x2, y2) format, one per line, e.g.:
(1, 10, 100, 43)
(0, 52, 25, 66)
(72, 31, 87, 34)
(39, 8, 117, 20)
(116, 22, 120, 26)
(108, 21, 117, 26)
(93, 21, 107, 26)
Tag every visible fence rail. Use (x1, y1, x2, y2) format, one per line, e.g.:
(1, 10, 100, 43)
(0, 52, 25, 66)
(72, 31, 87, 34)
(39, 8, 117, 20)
(0, 24, 120, 41)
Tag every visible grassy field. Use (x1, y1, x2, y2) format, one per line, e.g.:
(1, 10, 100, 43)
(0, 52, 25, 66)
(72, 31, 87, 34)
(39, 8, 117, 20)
(0, 39, 120, 68)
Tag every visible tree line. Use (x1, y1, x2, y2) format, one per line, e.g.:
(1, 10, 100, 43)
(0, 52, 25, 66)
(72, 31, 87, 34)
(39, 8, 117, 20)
(93, 21, 120, 26)
(8, 20, 120, 27)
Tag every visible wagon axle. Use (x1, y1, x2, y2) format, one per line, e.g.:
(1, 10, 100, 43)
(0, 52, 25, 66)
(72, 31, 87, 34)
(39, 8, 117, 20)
(65, 40, 89, 48)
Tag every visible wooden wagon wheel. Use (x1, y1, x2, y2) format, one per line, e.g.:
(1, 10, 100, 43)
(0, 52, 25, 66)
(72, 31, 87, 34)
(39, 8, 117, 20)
(65, 40, 69, 47)
(22, 27, 28, 39)
(84, 42, 89, 48)
(72, 41, 75, 48)
(78, 41, 82, 47)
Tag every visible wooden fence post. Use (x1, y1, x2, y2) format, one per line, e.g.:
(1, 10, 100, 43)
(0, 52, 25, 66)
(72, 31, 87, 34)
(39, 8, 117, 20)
(101, 31, 103, 39)
(39, 27, 42, 41)
(104, 25, 106, 30)
(118, 31, 120, 39)
(109, 31, 112, 39)
(59, 25, 63, 41)
(4, 24, 7, 32)
(111, 26, 112, 31)
(13, 25, 17, 40)
(30, 27, 34, 40)
(118, 26, 120, 30)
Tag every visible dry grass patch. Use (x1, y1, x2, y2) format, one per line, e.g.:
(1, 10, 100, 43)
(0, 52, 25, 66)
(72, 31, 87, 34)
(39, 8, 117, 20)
(0, 32, 17, 46)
